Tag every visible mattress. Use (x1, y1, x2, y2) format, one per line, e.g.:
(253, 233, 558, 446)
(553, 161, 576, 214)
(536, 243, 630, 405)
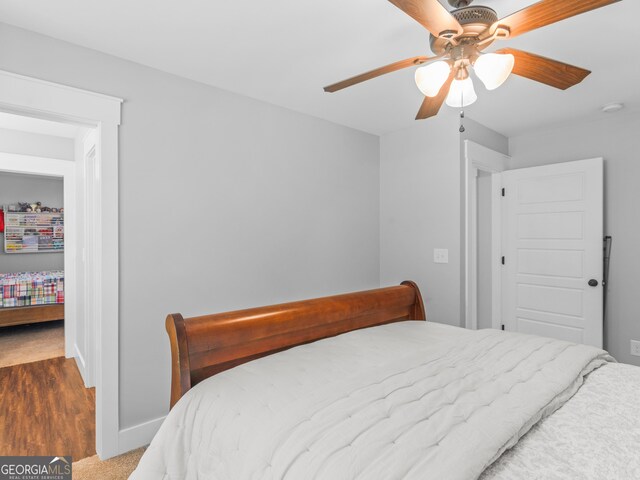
(0, 271, 64, 308)
(131, 321, 624, 480)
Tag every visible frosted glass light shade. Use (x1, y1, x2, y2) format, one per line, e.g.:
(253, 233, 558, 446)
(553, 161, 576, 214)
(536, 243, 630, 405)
(415, 61, 451, 97)
(445, 78, 477, 107)
(474, 53, 515, 90)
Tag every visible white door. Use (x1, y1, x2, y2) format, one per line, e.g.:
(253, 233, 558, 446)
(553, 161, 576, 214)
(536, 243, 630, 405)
(502, 158, 603, 347)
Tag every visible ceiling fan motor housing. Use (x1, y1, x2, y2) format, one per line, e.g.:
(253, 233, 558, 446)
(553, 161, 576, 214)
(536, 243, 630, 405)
(430, 6, 498, 55)
(448, 0, 472, 7)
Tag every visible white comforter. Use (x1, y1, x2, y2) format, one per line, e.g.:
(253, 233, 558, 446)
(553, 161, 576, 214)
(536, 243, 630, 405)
(131, 322, 612, 480)
(482, 362, 640, 479)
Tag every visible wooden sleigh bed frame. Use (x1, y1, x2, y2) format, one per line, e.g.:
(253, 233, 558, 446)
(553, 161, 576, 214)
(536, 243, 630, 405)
(166, 281, 425, 408)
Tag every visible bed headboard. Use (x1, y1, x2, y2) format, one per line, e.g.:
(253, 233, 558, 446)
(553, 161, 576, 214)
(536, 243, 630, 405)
(166, 280, 425, 408)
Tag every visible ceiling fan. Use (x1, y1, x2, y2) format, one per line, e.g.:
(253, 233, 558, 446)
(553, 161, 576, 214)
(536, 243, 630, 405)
(323, 0, 621, 120)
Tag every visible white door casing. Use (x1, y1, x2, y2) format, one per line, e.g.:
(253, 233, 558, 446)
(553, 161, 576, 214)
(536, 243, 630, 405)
(0, 69, 123, 459)
(501, 158, 603, 347)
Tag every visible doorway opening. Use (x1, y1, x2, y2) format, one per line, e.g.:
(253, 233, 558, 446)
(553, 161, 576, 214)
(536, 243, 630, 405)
(0, 113, 99, 460)
(463, 140, 508, 331)
(476, 170, 493, 330)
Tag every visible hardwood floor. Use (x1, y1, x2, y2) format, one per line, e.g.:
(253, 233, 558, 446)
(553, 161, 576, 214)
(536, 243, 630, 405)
(0, 356, 95, 461)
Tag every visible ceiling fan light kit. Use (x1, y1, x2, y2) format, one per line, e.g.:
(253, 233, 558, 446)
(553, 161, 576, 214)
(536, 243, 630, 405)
(415, 60, 451, 97)
(474, 53, 515, 90)
(324, 0, 622, 121)
(446, 77, 477, 108)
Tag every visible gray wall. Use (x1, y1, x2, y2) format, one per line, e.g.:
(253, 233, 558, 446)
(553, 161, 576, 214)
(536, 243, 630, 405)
(380, 115, 508, 329)
(0, 23, 381, 429)
(0, 172, 64, 273)
(380, 114, 462, 326)
(508, 111, 640, 366)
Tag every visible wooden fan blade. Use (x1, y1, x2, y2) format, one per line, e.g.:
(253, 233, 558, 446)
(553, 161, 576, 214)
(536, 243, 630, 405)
(496, 48, 591, 90)
(388, 0, 463, 38)
(324, 56, 433, 93)
(495, 0, 621, 39)
(415, 68, 456, 120)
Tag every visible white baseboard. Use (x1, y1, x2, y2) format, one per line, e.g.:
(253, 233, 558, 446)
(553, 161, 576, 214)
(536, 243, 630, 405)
(73, 343, 88, 385)
(118, 415, 166, 454)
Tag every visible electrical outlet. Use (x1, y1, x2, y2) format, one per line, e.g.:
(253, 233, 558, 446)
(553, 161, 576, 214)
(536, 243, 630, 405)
(631, 340, 640, 357)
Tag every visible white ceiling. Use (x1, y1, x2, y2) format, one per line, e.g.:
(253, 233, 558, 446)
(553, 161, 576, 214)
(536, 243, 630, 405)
(0, 0, 636, 137)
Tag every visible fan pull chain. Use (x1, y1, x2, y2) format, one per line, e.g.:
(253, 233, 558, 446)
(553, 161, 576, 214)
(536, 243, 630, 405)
(458, 88, 466, 133)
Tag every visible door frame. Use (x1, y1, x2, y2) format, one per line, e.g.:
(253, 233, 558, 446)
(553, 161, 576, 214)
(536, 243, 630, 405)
(0, 69, 123, 459)
(463, 140, 509, 330)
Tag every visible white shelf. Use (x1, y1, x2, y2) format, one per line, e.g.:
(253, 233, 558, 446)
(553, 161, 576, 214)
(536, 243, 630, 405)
(3, 209, 64, 254)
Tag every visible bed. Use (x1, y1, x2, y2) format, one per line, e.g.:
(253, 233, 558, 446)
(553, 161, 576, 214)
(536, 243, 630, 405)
(131, 281, 639, 479)
(0, 271, 64, 327)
